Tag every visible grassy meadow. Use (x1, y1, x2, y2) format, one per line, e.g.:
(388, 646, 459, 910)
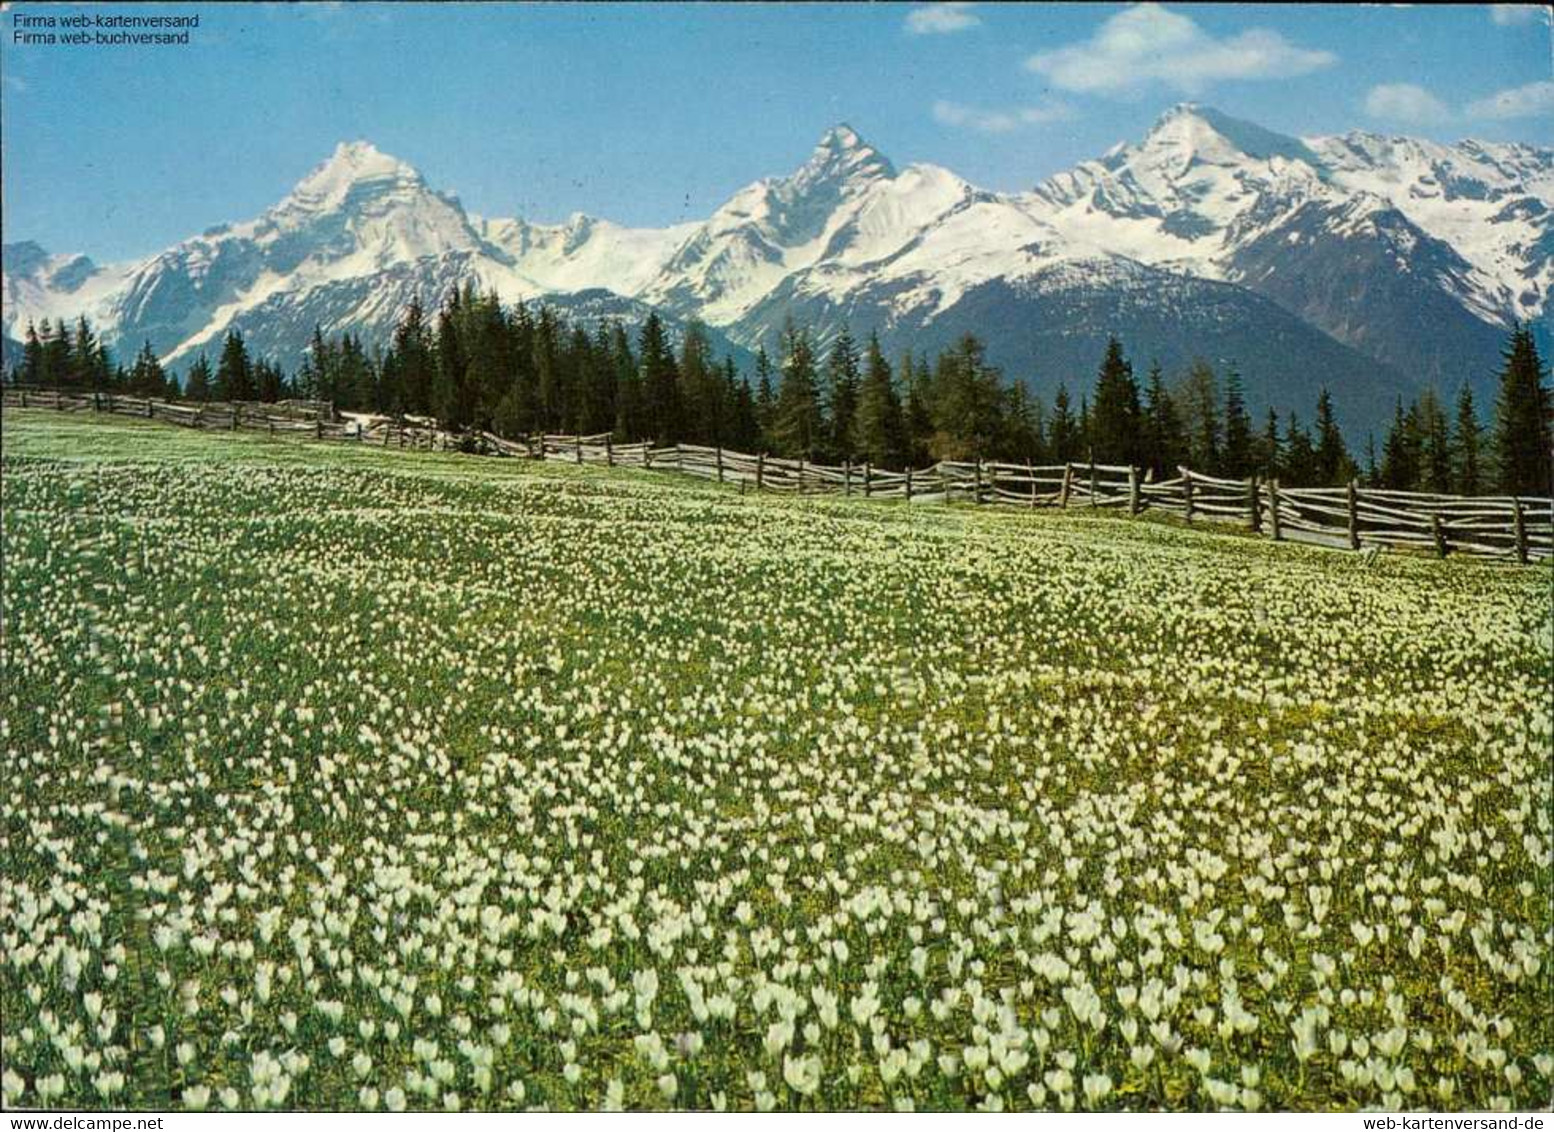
(1, 409, 1549, 1112)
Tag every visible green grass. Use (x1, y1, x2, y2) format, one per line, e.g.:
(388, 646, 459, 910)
(2, 409, 1550, 1112)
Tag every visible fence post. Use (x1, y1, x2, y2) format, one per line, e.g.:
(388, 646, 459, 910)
(942, 464, 950, 505)
(1513, 497, 1528, 564)
(1059, 463, 1072, 508)
(1181, 467, 1194, 523)
(232, 406, 240, 431)
(677, 444, 684, 475)
(1028, 459, 1038, 508)
(93, 392, 101, 413)
(797, 457, 805, 495)
(844, 460, 851, 497)
(643, 441, 650, 468)
(576, 435, 584, 465)
(1431, 513, 1448, 559)
(606, 436, 614, 467)
(1089, 460, 1098, 508)
(18, 389, 25, 409)
(1248, 476, 1261, 532)
(1128, 466, 1141, 516)
(269, 419, 275, 439)
(974, 459, 984, 505)
(756, 452, 765, 492)
(1269, 479, 1282, 541)
(863, 461, 871, 498)
(1347, 480, 1360, 551)
(316, 418, 323, 441)
(905, 467, 913, 503)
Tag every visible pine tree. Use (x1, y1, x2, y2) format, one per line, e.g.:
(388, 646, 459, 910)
(21, 322, 43, 386)
(130, 341, 166, 397)
(215, 330, 254, 401)
(1141, 362, 1185, 478)
(1049, 383, 1078, 464)
(1178, 361, 1221, 474)
(1381, 398, 1421, 490)
(391, 298, 435, 417)
(1416, 387, 1452, 493)
(1492, 323, 1553, 495)
(39, 319, 71, 388)
(73, 317, 110, 390)
(185, 354, 214, 402)
(854, 332, 906, 468)
(930, 334, 1002, 461)
(753, 347, 777, 450)
(1284, 411, 1317, 485)
(772, 322, 823, 459)
(824, 329, 861, 462)
(1363, 433, 1380, 487)
(677, 321, 720, 445)
(1257, 408, 1282, 480)
(639, 312, 681, 444)
(1089, 337, 1140, 466)
(610, 322, 643, 441)
(901, 353, 934, 466)
(1452, 383, 1482, 496)
(1220, 367, 1253, 477)
(1313, 388, 1352, 486)
(432, 289, 473, 430)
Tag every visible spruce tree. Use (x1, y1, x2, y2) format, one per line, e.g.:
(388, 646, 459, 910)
(677, 321, 719, 444)
(216, 330, 254, 401)
(854, 332, 906, 468)
(1452, 384, 1482, 496)
(824, 329, 861, 462)
(901, 353, 934, 466)
(1142, 362, 1185, 478)
(130, 341, 166, 397)
(931, 334, 1002, 461)
(1258, 408, 1282, 480)
(1381, 398, 1421, 490)
(1221, 366, 1253, 477)
(753, 347, 777, 450)
(1416, 387, 1452, 493)
(638, 312, 681, 444)
(21, 322, 43, 386)
(772, 322, 823, 459)
(1313, 388, 1352, 487)
(1089, 337, 1140, 466)
(1492, 324, 1553, 495)
(185, 354, 214, 402)
(1049, 383, 1078, 464)
(1178, 361, 1221, 474)
(1284, 411, 1317, 485)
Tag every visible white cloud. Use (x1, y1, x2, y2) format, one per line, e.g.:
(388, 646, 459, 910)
(932, 99, 1075, 133)
(1465, 79, 1554, 119)
(906, 3, 980, 35)
(1364, 83, 1453, 125)
(1489, 4, 1546, 26)
(1025, 3, 1336, 95)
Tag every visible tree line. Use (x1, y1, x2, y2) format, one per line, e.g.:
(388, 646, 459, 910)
(9, 292, 1550, 495)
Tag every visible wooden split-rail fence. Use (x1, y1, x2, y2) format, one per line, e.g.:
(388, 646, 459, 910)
(6, 387, 1550, 564)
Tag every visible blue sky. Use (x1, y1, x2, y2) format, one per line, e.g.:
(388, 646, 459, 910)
(3, 2, 1551, 262)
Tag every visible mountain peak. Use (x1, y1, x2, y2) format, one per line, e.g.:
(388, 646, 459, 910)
(794, 123, 895, 190)
(283, 140, 424, 212)
(1142, 103, 1325, 172)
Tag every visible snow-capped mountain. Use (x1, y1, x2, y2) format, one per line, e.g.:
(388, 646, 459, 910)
(5, 108, 1549, 433)
(1022, 104, 1552, 392)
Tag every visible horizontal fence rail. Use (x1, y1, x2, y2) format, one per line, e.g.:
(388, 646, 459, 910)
(5, 387, 1550, 564)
